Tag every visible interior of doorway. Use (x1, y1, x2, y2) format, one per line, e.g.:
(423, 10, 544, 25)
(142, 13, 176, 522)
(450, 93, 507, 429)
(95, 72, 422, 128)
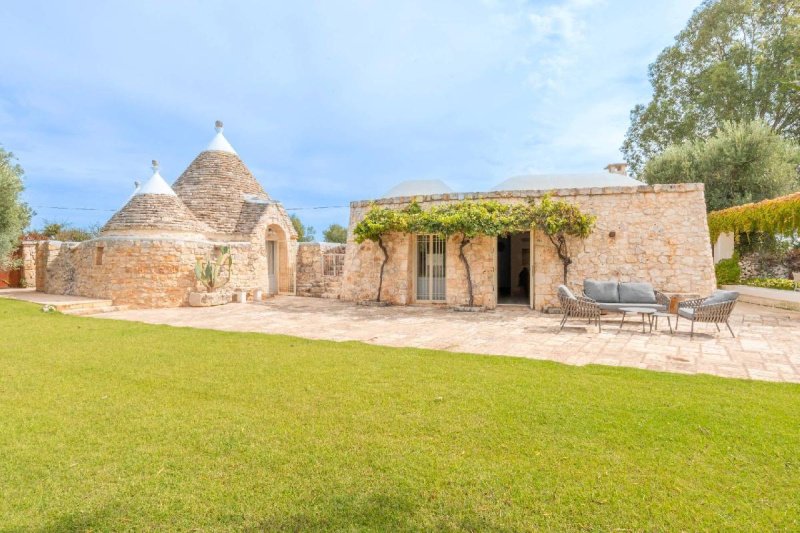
(497, 232, 530, 305)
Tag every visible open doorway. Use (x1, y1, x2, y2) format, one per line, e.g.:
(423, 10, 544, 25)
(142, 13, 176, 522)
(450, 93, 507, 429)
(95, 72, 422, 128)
(497, 232, 531, 306)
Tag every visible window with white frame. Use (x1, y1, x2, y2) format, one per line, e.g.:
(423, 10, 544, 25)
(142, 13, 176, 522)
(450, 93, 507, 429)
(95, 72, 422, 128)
(416, 235, 446, 301)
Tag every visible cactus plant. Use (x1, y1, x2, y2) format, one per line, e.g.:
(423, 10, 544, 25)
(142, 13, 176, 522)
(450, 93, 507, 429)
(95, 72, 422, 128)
(194, 246, 232, 292)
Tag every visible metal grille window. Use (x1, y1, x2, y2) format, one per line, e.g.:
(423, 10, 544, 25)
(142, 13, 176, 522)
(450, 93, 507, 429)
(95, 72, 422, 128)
(322, 253, 345, 276)
(416, 235, 446, 301)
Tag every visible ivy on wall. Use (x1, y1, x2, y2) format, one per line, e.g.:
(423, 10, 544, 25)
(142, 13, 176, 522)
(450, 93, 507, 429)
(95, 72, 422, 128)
(708, 192, 800, 242)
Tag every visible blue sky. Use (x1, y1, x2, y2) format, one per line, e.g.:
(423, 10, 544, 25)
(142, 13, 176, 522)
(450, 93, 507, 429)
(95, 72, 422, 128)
(1, 0, 699, 236)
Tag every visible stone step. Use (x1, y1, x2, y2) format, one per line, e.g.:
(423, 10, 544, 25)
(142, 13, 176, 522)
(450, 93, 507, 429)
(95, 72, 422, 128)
(62, 304, 129, 316)
(54, 299, 114, 312)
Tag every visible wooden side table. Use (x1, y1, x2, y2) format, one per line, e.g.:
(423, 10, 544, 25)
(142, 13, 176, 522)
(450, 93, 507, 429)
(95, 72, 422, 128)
(668, 294, 701, 314)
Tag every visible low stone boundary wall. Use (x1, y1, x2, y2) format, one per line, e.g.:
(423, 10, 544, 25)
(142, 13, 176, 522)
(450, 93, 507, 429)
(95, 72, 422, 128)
(296, 242, 344, 299)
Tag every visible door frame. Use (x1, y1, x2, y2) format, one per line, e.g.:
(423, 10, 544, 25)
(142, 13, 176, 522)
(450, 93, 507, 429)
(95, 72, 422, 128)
(494, 230, 534, 309)
(266, 239, 279, 295)
(413, 234, 447, 302)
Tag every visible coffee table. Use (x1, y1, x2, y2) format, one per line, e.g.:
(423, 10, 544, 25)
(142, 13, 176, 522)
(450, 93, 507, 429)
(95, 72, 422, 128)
(619, 307, 657, 333)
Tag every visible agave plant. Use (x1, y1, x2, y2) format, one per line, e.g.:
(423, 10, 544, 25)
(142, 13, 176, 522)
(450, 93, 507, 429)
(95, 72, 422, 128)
(194, 246, 232, 292)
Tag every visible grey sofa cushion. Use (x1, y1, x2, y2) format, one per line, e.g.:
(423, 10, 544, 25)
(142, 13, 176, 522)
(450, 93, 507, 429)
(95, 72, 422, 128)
(703, 290, 739, 305)
(618, 282, 657, 304)
(584, 280, 619, 303)
(599, 302, 666, 312)
(557, 284, 576, 300)
(678, 308, 695, 319)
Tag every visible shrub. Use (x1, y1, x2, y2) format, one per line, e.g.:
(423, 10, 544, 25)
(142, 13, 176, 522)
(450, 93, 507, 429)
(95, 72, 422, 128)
(715, 256, 741, 286)
(741, 278, 795, 291)
(786, 248, 800, 274)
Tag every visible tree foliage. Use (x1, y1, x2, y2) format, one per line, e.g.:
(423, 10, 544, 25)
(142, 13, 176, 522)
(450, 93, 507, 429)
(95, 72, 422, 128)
(353, 204, 415, 302)
(322, 223, 348, 244)
(623, 0, 800, 175)
(290, 214, 315, 242)
(38, 221, 101, 242)
(525, 195, 596, 284)
(707, 190, 800, 241)
(411, 201, 526, 307)
(642, 120, 800, 212)
(0, 147, 32, 270)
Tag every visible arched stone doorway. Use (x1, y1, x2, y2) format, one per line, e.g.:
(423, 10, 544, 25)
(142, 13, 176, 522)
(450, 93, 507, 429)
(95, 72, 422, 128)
(265, 224, 289, 294)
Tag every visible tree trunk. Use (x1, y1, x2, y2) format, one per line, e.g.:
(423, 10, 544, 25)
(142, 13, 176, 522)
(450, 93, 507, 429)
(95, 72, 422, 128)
(547, 233, 572, 284)
(376, 236, 388, 302)
(459, 236, 474, 307)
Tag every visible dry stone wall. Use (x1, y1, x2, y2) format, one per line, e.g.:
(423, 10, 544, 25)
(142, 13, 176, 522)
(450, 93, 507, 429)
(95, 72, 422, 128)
(19, 241, 37, 286)
(341, 184, 716, 310)
(296, 243, 344, 299)
(34, 196, 299, 308)
(35, 229, 297, 308)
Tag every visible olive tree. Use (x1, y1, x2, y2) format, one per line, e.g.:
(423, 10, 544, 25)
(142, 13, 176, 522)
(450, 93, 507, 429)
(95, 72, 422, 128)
(0, 147, 32, 270)
(623, 0, 800, 175)
(642, 120, 800, 211)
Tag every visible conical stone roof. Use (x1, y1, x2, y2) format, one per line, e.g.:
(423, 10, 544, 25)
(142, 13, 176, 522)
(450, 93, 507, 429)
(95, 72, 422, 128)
(172, 121, 270, 234)
(102, 161, 213, 236)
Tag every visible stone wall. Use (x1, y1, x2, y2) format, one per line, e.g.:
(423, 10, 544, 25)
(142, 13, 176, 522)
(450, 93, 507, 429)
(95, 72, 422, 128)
(37, 238, 218, 307)
(341, 184, 716, 310)
(19, 241, 37, 287)
(36, 236, 286, 308)
(296, 242, 344, 299)
(738, 253, 791, 280)
(35, 200, 299, 309)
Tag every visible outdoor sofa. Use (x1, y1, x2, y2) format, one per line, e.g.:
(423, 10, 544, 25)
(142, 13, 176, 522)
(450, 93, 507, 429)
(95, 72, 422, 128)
(557, 280, 668, 332)
(582, 280, 669, 312)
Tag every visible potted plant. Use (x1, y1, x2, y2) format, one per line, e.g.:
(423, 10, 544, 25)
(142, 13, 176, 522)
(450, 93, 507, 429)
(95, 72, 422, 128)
(189, 246, 233, 307)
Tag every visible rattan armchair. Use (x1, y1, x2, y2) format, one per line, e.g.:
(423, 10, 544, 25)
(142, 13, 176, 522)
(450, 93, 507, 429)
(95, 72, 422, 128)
(676, 291, 739, 339)
(557, 285, 602, 332)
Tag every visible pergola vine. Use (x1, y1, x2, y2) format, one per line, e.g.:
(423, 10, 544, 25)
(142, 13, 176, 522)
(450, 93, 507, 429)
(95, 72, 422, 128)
(353, 195, 596, 305)
(708, 191, 800, 242)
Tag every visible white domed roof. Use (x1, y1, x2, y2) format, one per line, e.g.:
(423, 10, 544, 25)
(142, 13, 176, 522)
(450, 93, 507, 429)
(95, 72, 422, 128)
(381, 179, 455, 198)
(491, 172, 641, 191)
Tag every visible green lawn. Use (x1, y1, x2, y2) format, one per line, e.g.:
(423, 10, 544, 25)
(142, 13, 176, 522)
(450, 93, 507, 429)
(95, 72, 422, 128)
(1, 299, 799, 531)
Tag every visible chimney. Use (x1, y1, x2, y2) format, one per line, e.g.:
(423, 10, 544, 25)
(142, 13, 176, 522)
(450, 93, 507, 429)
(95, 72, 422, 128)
(605, 163, 627, 175)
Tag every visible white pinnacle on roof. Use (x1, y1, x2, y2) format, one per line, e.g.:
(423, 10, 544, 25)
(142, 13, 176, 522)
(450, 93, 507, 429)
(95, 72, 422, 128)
(136, 160, 177, 196)
(204, 120, 237, 154)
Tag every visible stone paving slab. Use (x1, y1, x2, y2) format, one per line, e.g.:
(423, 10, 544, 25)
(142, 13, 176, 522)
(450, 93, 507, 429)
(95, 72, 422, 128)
(89, 296, 800, 384)
(0, 288, 112, 308)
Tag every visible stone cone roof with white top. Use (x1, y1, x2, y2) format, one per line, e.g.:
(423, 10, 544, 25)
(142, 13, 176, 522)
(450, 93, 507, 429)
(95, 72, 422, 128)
(172, 121, 271, 234)
(102, 161, 213, 236)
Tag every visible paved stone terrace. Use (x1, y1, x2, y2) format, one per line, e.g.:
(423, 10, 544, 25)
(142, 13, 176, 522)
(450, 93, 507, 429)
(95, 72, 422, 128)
(93, 296, 800, 384)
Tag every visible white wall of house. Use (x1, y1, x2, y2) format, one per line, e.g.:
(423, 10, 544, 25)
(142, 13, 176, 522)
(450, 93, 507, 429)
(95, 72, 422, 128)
(713, 232, 735, 264)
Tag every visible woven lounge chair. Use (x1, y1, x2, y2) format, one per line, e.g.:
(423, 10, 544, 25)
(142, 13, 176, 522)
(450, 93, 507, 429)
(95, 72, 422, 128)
(676, 290, 739, 339)
(557, 284, 601, 332)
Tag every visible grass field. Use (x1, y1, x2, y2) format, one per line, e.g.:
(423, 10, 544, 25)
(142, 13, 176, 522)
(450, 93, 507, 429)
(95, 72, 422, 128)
(1, 298, 799, 531)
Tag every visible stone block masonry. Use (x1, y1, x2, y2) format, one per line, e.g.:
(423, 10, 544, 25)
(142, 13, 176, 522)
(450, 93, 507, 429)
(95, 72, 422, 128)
(296, 242, 345, 299)
(341, 184, 717, 310)
(36, 235, 293, 309)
